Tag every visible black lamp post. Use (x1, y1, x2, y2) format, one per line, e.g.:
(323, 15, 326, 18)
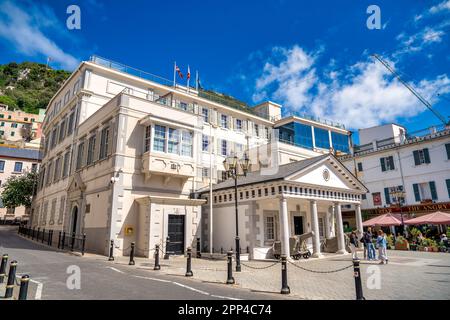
(390, 188, 406, 237)
(223, 153, 251, 272)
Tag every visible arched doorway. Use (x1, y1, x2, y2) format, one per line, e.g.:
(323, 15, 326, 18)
(71, 206, 78, 235)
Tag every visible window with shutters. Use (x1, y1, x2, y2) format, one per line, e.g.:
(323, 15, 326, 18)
(53, 157, 61, 183)
(58, 196, 65, 224)
(235, 119, 243, 131)
(87, 135, 96, 165)
(220, 114, 228, 128)
(220, 140, 228, 156)
(144, 125, 151, 152)
(414, 182, 437, 202)
(99, 126, 110, 159)
(59, 118, 66, 142)
(445, 144, 450, 160)
(202, 135, 210, 152)
(380, 156, 395, 172)
(202, 108, 209, 123)
(67, 111, 75, 136)
(62, 151, 70, 178)
(413, 148, 430, 165)
(76, 142, 85, 170)
(49, 199, 57, 224)
(46, 161, 53, 186)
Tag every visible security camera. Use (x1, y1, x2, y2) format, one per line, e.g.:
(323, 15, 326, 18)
(110, 176, 119, 184)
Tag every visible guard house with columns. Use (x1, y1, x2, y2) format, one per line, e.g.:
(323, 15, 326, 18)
(198, 154, 368, 259)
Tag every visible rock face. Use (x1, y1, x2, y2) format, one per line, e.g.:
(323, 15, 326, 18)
(0, 62, 71, 114)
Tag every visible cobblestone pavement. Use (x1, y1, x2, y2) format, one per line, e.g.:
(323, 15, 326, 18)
(106, 250, 450, 300)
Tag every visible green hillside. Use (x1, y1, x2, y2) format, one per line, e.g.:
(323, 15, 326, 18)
(0, 62, 71, 114)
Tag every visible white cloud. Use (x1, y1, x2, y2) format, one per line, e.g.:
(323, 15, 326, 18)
(429, 0, 450, 14)
(253, 45, 450, 129)
(0, 1, 79, 70)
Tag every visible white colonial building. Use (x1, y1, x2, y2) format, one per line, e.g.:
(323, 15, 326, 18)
(340, 123, 450, 228)
(30, 55, 363, 258)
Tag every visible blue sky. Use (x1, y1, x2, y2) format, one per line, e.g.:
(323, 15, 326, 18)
(0, 0, 449, 139)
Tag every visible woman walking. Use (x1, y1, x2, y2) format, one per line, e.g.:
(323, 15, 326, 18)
(349, 231, 359, 260)
(376, 230, 388, 264)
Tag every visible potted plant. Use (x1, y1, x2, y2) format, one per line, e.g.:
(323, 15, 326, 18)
(395, 236, 410, 250)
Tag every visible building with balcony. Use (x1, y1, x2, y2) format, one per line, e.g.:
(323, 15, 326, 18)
(30, 55, 363, 258)
(340, 123, 450, 229)
(0, 146, 41, 222)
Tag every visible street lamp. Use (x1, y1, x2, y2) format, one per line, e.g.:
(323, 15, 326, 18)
(223, 153, 251, 272)
(390, 188, 406, 237)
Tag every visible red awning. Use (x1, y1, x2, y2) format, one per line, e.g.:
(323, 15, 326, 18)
(362, 213, 403, 227)
(404, 211, 450, 225)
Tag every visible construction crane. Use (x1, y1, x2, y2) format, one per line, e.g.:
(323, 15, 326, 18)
(372, 54, 449, 126)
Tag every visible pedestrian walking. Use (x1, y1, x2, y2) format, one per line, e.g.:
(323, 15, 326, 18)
(349, 231, 359, 260)
(364, 227, 376, 260)
(376, 230, 388, 264)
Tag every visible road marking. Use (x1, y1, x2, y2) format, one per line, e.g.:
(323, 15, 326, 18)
(132, 275, 172, 283)
(172, 281, 210, 296)
(107, 267, 124, 274)
(210, 294, 241, 300)
(32, 280, 43, 300)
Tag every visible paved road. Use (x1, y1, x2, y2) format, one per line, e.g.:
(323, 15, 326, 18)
(0, 226, 284, 300)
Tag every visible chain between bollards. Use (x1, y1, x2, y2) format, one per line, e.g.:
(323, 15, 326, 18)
(185, 247, 193, 277)
(129, 242, 135, 265)
(280, 255, 290, 294)
(18, 275, 30, 300)
(353, 259, 365, 300)
(108, 240, 114, 261)
(226, 251, 235, 284)
(154, 244, 161, 270)
(0, 254, 8, 283)
(4, 260, 17, 298)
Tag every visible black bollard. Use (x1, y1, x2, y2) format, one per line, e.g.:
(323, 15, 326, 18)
(247, 246, 249, 254)
(57, 231, 62, 249)
(353, 259, 365, 300)
(280, 255, 290, 294)
(185, 247, 193, 277)
(129, 242, 135, 265)
(196, 237, 201, 258)
(70, 232, 76, 251)
(18, 275, 30, 300)
(31, 227, 35, 240)
(221, 247, 223, 254)
(61, 231, 66, 250)
(154, 244, 161, 270)
(164, 237, 170, 260)
(42, 228, 45, 243)
(226, 251, 235, 284)
(81, 234, 86, 256)
(108, 240, 114, 261)
(4, 260, 17, 298)
(36, 227, 40, 242)
(48, 230, 53, 246)
(0, 254, 8, 283)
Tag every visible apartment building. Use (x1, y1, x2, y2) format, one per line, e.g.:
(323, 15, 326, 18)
(340, 123, 450, 228)
(0, 104, 44, 146)
(0, 146, 41, 222)
(30, 55, 363, 259)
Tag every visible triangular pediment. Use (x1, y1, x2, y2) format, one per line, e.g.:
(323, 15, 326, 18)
(286, 156, 367, 192)
(67, 173, 86, 192)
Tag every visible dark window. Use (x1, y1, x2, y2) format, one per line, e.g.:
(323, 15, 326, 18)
(446, 179, 450, 198)
(413, 148, 430, 165)
(429, 181, 438, 200)
(413, 184, 421, 202)
(357, 162, 363, 172)
(446, 144, 450, 160)
(380, 156, 395, 172)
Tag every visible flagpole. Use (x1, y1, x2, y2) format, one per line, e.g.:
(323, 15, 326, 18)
(173, 61, 176, 87)
(187, 65, 190, 93)
(196, 70, 199, 91)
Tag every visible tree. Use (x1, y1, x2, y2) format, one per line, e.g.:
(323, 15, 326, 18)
(1, 171, 37, 209)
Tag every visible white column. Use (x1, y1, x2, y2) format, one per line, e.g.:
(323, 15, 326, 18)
(335, 202, 347, 254)
(310, 200, 322, 258)
(355, 203, 363, 239)
(279, 196, 290, 258)
(325, 206, 332, 239)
